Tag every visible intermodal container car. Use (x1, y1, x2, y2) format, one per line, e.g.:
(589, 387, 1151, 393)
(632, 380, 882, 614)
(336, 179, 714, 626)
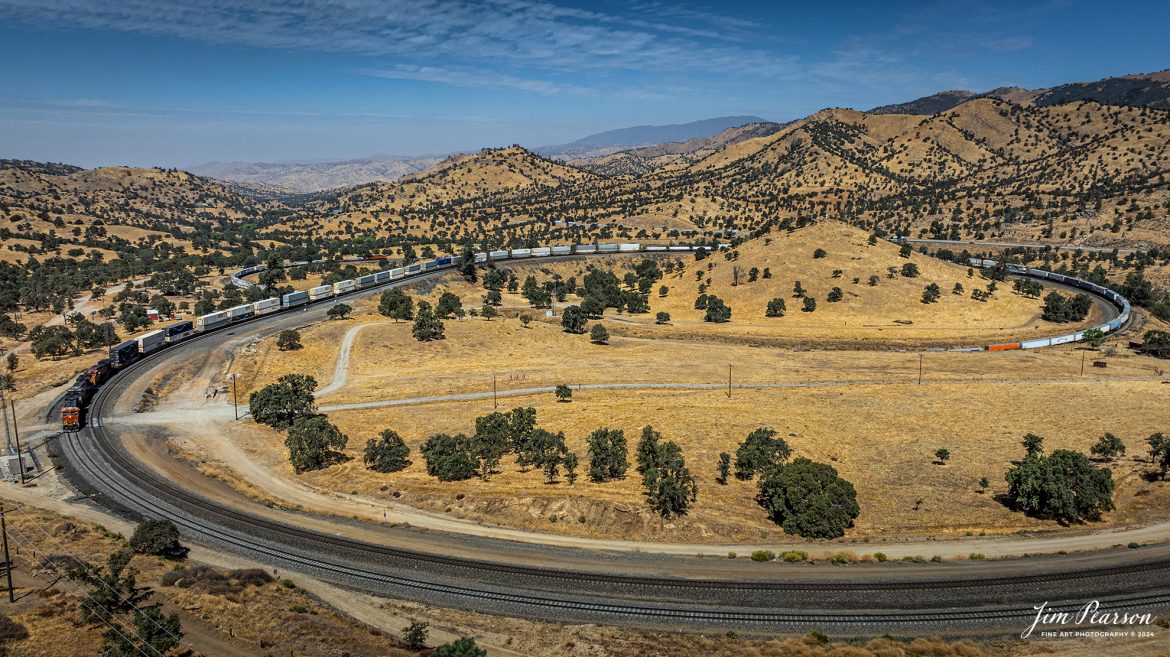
(253, 297, 281, 316)
(228, 304, 255, 321)
(282, 291, 309, 308)
(137, 329, 166, 355)
(109, 339, 140, 368)
(986, 343, 1021, 352)
(164, 321, 193, 344)
(195, 311, 231, 332)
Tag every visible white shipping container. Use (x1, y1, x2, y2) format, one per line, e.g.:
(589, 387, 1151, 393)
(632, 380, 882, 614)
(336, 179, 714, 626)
(136, 329, 166, 354)
(532, 247, 551, 257)
(333, 280, 356, 294)
(618, 243, 640, 252)
(576, 245, 597, 254)
(489, 250, 509, 259)
(598, 243, 619, 252)
(511, 248, 532, 258)
(228, 304, 255, 320)
(253, 297, 280, 315)
(309, 285, 333, 301)
(474, 252, 488, 263)
(389, 267, 405, 280)
(194, 311, 230, 332)
(551, 245, 571, 255)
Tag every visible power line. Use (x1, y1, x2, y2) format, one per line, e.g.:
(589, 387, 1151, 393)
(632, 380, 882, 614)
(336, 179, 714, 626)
(7, 507, 204, 657)
(3, 526, 159, 657)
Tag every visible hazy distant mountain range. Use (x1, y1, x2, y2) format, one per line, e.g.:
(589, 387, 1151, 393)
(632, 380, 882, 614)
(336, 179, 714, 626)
(535, 115, 769, 161)
(191, 116, 769, 193)
(190, 69, 1170, 194)
(189, 155, 445, 195)
(868, 69, 1170, 114)
(566, 121, 785, 177)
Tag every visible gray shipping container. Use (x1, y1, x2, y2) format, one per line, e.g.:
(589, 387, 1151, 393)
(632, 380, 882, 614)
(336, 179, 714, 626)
(282, 290, 309, 307)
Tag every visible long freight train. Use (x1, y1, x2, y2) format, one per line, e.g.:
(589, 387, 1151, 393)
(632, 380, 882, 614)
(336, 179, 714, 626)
(58, 243, 716, 432)
(967, 258, 1132, 351)
(56, 245, 1131, 432)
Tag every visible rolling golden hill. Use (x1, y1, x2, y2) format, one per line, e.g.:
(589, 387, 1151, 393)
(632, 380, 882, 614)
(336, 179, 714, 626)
(0, 160, 282, 264)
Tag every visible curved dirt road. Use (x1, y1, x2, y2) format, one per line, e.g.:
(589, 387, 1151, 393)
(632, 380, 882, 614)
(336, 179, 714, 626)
(314, 322, 378, 398)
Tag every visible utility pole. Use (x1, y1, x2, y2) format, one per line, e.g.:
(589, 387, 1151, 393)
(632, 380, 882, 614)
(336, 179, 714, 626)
(10, 400, 23, 486)
(1, 506, 13, 602)
(727, 364, 732, 399)
(1080, 349, 1086, 376)
(493, 373, 498, 409)
(918, 354, 924, 385)
(227, 373, 240, 420)
(0, 389, 11, 451)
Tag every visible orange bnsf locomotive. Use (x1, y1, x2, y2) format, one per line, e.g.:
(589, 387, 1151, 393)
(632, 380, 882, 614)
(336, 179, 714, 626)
(61, 359, 111, 432)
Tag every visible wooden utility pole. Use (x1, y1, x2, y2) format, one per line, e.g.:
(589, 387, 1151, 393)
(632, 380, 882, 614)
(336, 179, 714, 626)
(493, 373, 498, 409)
(0, 390, 11, 450)
(1080, 349, 1087, 376)
(1, 506, 13, 602)
(727, 364, 732, 398)
(918, 354, 924, 385)
(10, 400, 23, 485)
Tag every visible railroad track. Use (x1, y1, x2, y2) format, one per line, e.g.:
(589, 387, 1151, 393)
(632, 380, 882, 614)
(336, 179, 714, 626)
(53, 261, 1170, 635)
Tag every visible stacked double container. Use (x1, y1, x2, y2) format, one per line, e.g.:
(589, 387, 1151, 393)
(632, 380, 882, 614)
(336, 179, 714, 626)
(136, 329, 166, 355)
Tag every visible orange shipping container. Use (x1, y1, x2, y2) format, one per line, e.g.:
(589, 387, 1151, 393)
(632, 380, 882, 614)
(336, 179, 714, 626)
(986, 343, 1021, 352)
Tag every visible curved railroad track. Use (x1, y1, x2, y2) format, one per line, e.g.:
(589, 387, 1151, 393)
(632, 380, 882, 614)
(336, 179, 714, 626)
(55, 259, 1170, 636)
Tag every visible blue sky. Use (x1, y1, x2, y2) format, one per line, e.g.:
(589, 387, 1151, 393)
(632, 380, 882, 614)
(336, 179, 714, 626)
(0, 0, 1167, 168)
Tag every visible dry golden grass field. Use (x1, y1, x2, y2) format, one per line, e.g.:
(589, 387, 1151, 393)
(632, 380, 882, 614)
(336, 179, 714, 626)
(0, 505, 414, 657)
(228, 273, 1170, 543)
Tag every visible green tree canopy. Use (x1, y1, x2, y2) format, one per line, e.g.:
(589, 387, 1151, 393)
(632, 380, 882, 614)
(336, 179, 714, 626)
(1089, 432, 1126, 461)
(327, 303, 353, 320)
(587, 428, 629, 482)
(642, 440, 697, 517)
(379, 288, 414, 322)
(590, 324, 609, 344)
(431, 637, 487, 657)
(277, 329, 302, 351)
(364, 429, 411, 473)
(561, 305, 588, 334)
(435, 291, 463, 318)
(285, 415, 348, 473)
(734, 427, 791, 480)
(1005, 449, 1115, 523)
(249, 374, 318, 430)
(412, 301, 446, 342)
(129, 519, 182, 557)
(420, 433, 478, 481)
(756, 458, 860, 538)
(765, 298, 786, 317)
(704, 296, 732, 323)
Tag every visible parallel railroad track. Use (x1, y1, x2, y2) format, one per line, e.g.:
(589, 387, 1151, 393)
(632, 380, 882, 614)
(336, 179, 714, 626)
(53, 261, 1170, 634)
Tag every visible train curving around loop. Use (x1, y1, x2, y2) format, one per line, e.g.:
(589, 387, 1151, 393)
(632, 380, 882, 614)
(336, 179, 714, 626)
(58, 243, 719, 432)
(967, 258, 1132, 351)
(54, 245, 1130, 433)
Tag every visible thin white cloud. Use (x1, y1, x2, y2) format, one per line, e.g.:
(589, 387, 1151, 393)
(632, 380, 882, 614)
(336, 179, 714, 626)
(0, 0, 791, 77)
(363, 65, 592, 95)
